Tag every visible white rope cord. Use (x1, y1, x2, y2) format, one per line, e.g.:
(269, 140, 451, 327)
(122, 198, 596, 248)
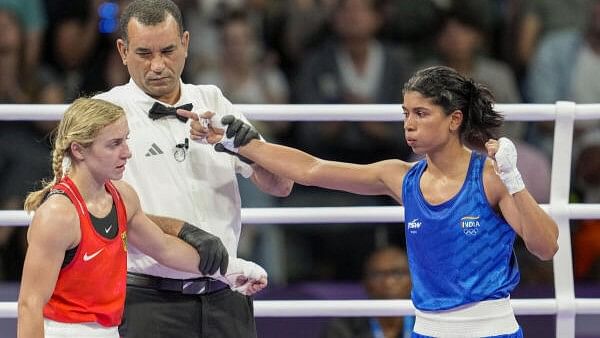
(3, 103, 600, 121)
(1, 102, 600, 338)
(2, 298, 600, 318)
(3, 204, 600, 226)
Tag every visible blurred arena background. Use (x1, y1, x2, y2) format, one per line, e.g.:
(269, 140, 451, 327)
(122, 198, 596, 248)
(1, 0, 600, 337)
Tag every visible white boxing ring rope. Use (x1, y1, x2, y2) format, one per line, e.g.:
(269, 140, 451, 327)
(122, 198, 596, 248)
(1, 102, 600, 338)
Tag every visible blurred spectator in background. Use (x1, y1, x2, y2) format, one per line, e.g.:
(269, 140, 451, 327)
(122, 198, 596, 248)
(573, 131, 600, 281)
(40, 0, 128, 102)
(514, 0, 589, 81)
(423, 0, 521, 105)
(527, 0, 600, 105)
(194, 7, 292, 146)
(0, 7, 31, 104)
(185, 0, 283, 81)
(280, 0, 414, 282)
(513, 142, 551, 204)
(525, 0, 600, 158)
(292, 0, 414, 163)
(321, 246, 413, 338)
(0, 5, 50, 281)
(195, 9, 292, 283)
(378, 0, 441, 61)
(0, 0, 46, 88)
(275, 0, 337, 79)
(181, 0, 227, 76)
(195, 10, 289, 126)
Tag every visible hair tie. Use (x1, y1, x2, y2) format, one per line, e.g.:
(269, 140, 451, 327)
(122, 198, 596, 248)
(61, 156, 71, 173)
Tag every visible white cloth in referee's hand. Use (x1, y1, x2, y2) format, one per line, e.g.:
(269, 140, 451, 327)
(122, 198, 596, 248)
(212, 257, 267, 295)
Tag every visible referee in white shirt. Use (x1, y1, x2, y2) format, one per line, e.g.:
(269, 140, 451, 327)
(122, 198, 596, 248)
(95, 0, 293, 337)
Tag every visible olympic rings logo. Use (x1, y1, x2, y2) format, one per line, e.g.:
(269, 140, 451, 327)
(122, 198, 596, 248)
(463, 228, 479, 236)
(460, 216, 481, 236)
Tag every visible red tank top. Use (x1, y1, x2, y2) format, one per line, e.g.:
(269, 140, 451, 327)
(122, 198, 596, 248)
(43, 177, 128, 327)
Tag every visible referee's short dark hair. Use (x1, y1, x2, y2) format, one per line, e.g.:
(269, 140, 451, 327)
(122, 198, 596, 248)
(119, 0, 184, 43)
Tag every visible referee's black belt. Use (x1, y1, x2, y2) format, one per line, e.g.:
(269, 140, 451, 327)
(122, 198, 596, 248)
(127, 272, 229, 295)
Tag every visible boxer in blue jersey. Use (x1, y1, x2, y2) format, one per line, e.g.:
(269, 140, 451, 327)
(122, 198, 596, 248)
(182, 65, 559, 337)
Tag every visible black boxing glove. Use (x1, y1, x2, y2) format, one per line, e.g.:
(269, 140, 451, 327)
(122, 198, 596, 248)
(214, 115, 259, 164)
(178, 222, 228, 275)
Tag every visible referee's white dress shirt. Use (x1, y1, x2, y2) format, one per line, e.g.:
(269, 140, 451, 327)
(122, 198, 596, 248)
(95, 79, 253, 280)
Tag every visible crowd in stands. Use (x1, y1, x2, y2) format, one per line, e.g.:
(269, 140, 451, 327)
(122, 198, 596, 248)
(0, 0, 598, 287)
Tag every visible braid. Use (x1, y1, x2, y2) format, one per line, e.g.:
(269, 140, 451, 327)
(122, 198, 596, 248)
(23, 138, 68, 212)
(52, 138, 68, 183)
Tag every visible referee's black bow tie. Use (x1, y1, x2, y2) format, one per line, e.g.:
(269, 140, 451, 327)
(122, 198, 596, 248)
(148, 102, 193, 122)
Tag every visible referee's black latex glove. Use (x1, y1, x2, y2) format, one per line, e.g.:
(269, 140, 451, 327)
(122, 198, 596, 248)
(178, 223, 228, 275)
(214, 115, 259, 164)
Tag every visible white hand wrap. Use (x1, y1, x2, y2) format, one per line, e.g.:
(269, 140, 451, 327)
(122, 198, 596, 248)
(217, 133, 238, 153)
(208, 114, 224, 130)
(190, 118, 211, 144)
(213, 257, 267, 296)
(208, 115, 239, 153)
(495, 137, 525, 195)
(200, 117, 210, 129)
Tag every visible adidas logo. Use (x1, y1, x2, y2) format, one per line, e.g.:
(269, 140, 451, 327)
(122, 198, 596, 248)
(145, 143, 164, 157)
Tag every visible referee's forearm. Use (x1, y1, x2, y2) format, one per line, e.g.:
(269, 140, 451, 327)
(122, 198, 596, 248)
(147, 214, 185, 236)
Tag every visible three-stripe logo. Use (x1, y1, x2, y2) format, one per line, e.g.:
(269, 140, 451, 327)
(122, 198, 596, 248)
(145, 143, 163, 157)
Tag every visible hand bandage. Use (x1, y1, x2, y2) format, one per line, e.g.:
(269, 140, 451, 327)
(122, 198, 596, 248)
(212, 257, 267, 296)
(217, 132, 239, 153)
(495, 137, 525, 195)
(204, 114, 237, 152)
(187, 117, 212, 144)
(207, 113, 225, 130)
(215, 115, 260, 153)
(200, 117, 210, 129)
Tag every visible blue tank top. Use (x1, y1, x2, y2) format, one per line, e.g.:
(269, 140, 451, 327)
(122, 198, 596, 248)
(402, 152, 520, 311)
